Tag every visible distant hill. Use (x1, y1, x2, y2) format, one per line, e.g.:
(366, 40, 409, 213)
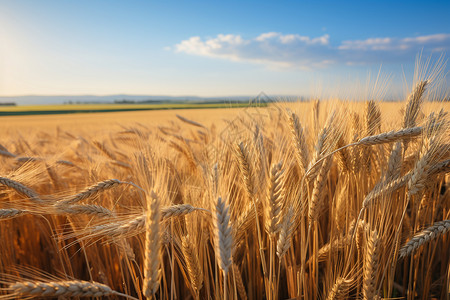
(0, 95, 259, 105)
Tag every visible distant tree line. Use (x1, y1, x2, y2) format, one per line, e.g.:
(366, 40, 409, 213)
(0, 102, 16, 106)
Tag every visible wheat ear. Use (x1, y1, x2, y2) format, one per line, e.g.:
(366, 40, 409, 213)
(306, 126, 328, 181)
(0, 208, 27, 219)
(60, 179, 123, 205)
(362, 173, 410, 209)
(0, 177, 42, 202)
(365, 100, 381, 136)
(384, 141, 403, 181)
(161, 204, 209, 219)
(234, 200, 260, 243)
(407, 136, 434, 197)
(308, 156, 332, 224)
(428, 159, 450, 176)
(213, 196, 233, 274)
(143, 191, 162, 298)
(403, 80, 428, 129)
(265, 161, 285, 237)
(213, 196, 233, 300)
(181, 235, 203, 296)
(235, 142, 255, 198)
(326, 277, 353, 300)
(90, 204, 206, 238)
(176, 114, 207, 129)
(0, 149, 16, 158)
(363, 229, 380, 300)
(276, 207, 295, 259)
(8, 280, 135, 298)
(232, 263, 248, 300)
(56, 204, 114, 218)
(358, 126, 423, 146)
(316, 235, 352, 262)
(289, 112, 309, 172)
(399, 220, 450, 258)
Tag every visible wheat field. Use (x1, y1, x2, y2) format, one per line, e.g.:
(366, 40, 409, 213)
(0, 85, 449, 299)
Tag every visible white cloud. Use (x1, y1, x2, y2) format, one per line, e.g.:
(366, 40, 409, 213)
(174, 32, 450, 69)
(339, 33, 450, 51)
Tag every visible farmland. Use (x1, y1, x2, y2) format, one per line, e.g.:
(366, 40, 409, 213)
(0, 95, 449, 299)
(0, 102, 266, 116)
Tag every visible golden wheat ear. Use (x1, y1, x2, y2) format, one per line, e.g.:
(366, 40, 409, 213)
(143, 190, 162, 298)
(326, 277, 354, 300)
(399, 220, 450, 259)
(363, 229, 380, 300)
(181, 234, 204, 297)
(213, 196, 233, 300)
(0, 177, 42, 203)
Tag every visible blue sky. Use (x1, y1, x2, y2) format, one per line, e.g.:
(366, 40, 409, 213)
(0, 0, 449, 99)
